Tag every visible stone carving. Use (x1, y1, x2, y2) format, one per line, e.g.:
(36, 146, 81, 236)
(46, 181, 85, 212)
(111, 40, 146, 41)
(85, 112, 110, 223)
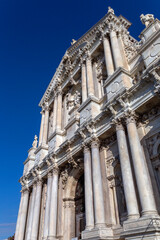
(108, 6, 114, 14)
(71, 39, 77, 45)
(32, 135, 38, 148)
(140, 14, 154, 27)
(61, 169, 69, 189)
(74, 91, 81, 106)
(121, 33, 138, 61)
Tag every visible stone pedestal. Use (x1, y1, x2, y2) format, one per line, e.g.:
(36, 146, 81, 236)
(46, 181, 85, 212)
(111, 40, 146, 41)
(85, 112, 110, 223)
(78, 96, 100, 125)
(35, 144, 48, 165)
(104, 68, 132, 101)
(122, 217, 160, 240)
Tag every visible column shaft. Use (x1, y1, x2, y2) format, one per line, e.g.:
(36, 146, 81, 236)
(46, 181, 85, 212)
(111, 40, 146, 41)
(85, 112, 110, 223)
(126, 116, 157, 216)
(84, 146, 94, 230)
(56, 89, 62, 131)
(18, 189, 29, 240)
(14, 192, 24, 240)
(81, 62, 87, 102)
(31, 180, 42, 240)
(110, 31, 123, 69)
(25, 184, 37, 240)
(103, 36, 114, 76)
(48, 168, 59, 240)
(43, 108, 49, 144)
(53, 96, 58, 132)
(43, 173, 52, 240)
(39, 111, 45, 146)
(116, 124, 139, 219)
(91, 140, 106, 227)
(117, 33, 129, 70)
(86, 57, 94, 97)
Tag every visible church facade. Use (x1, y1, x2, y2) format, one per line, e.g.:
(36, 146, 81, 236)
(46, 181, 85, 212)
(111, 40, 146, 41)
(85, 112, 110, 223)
(15, 7, 160, 240)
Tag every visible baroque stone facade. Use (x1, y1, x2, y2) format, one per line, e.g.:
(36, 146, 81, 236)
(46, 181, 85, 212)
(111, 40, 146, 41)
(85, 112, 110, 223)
(15, 7, 160, 240)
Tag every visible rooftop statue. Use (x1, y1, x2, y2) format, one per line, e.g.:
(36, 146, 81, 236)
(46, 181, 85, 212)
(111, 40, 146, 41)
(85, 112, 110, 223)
(108, 6, 114, 15)
(140, 14, 154, 27)
(71, 39, 77, 45)
(32, 135, 38, 148)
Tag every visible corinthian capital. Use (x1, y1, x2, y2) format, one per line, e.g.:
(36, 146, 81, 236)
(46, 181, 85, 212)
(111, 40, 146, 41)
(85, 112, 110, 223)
(112, 118, 124, 131)
(124, 111, 138, 125)
(91, 137, 100, 148)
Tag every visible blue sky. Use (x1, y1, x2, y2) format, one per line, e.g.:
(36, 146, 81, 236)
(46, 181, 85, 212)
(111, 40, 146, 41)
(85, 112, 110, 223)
(0, 0, 160, 239)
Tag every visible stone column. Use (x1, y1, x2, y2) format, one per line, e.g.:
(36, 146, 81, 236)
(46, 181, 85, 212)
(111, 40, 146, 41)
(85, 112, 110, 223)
(63, 198, 75, 240)
(43, 172, 52, 240)
(117, 32, 129, 70)
(53, 95, 58, 132)
(91, 139, 106, 228)
(31, 180, 42, 240)
(115, 122, 139, 219)
(110, 30, 123, 69)
(56, 87, 62, 131)
(39, 110, 45, 146)
(126, 114, 158, 216)
(48, 167, 59, 240)
(86, 56, 94, 97)
(42, 105, 49, 144)
(81, 60, 87, 102)
(14, 191, 24, 240)
(83, 146, 94, 230)
(103, 35, 114, 76)
(25, 184, 37, 240)
(18, 189, 30, 240)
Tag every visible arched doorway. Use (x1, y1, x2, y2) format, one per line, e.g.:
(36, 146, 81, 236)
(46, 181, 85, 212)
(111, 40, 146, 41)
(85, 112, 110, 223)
(75, 174, 85, 239)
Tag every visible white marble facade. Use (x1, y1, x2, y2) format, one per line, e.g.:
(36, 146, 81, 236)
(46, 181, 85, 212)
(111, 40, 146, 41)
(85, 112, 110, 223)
(15, 7, 160, 240)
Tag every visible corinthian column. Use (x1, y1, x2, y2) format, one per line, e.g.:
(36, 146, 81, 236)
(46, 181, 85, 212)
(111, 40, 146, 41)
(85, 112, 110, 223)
(103, 35, 114, 76)
(126, 114, 158, 216)
(39, 110, 45, 146)
(91, 139, 106, 228)
(42, 105, 49, 144)
(56, 87, 62, 131)
(53, 95, 58, 132)
(83, 146, 94, 230)
(110, 30, 123, 69)
(81, 60, 87, 102)
(115, 122, 139, 219)
(25, 184, 37, 240)
(86, 55, 94, 97)
(43, 172, 52, 240)
(18, 189, 30, 240)
(14, 191, 24, 240)
(48, 167, 59, 240)
(31, 180, 42, 240)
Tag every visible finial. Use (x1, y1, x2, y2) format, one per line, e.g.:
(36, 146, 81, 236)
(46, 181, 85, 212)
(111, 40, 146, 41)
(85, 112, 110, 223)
(32, 135, 38, 148)
(108, 6, 114, 15)
(140, 14, 154, 27)
(71, 39, 77, 45)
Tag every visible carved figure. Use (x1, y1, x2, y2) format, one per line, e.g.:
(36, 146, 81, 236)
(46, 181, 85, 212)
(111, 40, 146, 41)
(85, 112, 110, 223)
(32, 135, 38, 148)
(108, 6, 114, 14)
(74, 91, 81, 106)
(71, 39, 77, 45)
(140, 14, 154, 27)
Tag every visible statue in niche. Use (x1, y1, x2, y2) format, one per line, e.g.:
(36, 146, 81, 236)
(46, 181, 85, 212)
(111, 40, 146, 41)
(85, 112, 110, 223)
(74, 90, 81, 106)
(140, 14, 154, 27)
(32, 135, 38, 148)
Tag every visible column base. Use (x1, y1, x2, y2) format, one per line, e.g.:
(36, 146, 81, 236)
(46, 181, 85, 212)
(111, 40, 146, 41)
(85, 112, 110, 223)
(127, 213, 140, 220)
(122, 216, 160, 240)
(48, 236, 57, 240)
(82, 227, 113, 239)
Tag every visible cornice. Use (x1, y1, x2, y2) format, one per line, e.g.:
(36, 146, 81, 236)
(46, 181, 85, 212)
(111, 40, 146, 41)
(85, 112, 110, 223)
(39, 12, 132, 107)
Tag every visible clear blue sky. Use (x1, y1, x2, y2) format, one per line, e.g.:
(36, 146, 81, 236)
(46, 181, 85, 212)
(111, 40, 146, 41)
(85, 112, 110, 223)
(0, 0, 159, 239)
